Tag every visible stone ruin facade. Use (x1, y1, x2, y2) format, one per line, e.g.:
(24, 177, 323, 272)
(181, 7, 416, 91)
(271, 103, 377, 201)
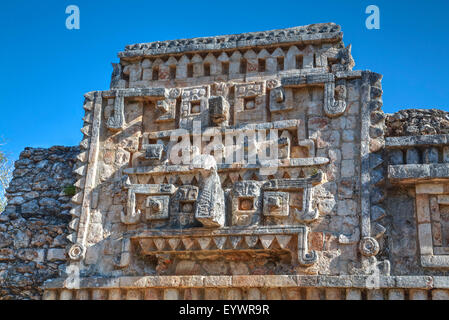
(2, 23, 449, 300)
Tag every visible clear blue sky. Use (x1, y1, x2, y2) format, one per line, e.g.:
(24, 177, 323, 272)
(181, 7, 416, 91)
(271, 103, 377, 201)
(0, 0, 448, 162)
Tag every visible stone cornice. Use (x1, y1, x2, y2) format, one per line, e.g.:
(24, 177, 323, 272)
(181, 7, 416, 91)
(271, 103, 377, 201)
(119, 23, 342, 59)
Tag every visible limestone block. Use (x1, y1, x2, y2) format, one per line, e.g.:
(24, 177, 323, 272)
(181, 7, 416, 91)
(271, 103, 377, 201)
(204, 288, 221, 300)
(47, 248, 66, 262)
(417, 223, 433, 255)
(164, 289, 180, 300)
(226, 288, 242, 300)
(388, 149, 404, 165)
(325, 288, 342, 300)
(346, 289, 362, 300)
(284, 288, 302, 300)
(342, 143, 355, 160)
(108, 289, 122, 300)
(184, 288, 202, 300)
(417, 194, 432, 222)
(126, 289, 142, 300)
(366, 289, 383, 300)
(209, 96, 229, 125)
(406, 148, 420, 164)
(388, 289, 405, 300)
(42, 290, 57, 300)
(75, 289, 90, 300)
(144, 288, 160, 300)
(443, 146, 449, 163)
(306, 288, 321, 300)
(432, 290, 449, 300)
(59, 289, 73, 300)
(341, 160, 355, 177)
(247, 288, 262, 300)
(267, 288, 282, 300)
(92, 289, 107, 300)
(423, 147, 439, 164)
(263, 191, 289, 217)
(409, 289, 428, 300)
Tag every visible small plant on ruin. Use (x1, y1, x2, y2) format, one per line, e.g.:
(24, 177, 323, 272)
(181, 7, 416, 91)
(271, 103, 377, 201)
(63, 184, 76, 196)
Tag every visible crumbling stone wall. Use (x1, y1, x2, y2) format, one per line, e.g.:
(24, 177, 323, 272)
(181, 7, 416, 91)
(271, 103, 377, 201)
(0, 146, 79, 299)
(386, 109, 449, 137)
(385, 109, 449, 276)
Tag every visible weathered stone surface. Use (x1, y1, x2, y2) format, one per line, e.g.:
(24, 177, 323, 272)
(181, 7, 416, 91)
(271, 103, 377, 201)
(2, 23, 449, 301)
(0, 146, 78, 299)
(386, 109, 449, 137)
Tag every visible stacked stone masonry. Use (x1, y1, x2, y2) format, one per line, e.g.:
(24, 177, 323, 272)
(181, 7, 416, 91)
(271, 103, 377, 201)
(1, 146, 78, 299)
(1, 23, 449, 300)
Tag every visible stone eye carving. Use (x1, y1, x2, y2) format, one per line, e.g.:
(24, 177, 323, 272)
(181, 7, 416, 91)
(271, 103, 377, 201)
(263, 191, 289, 217)
(145, 195, 169, 220)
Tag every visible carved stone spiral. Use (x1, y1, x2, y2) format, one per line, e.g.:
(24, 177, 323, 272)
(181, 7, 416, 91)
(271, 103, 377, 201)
(359, 237, 380, 256)
(68, 243, 85, 261)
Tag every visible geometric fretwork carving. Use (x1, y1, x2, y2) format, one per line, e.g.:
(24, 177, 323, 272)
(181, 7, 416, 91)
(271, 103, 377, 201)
(121, 184, 175, 225)
(262, 172, 322, 223)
